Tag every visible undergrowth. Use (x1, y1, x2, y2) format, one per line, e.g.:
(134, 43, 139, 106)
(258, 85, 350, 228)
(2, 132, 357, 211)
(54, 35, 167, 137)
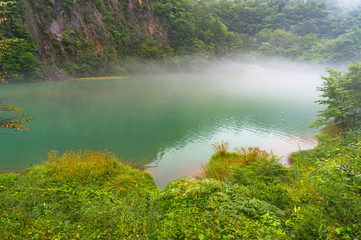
(1, 130, 361, 239)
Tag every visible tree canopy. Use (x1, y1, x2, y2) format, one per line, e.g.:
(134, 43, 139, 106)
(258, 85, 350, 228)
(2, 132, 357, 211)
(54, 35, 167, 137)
(0, 1, 32, 131)
(4, 0, 361, 80)
(312, 64, 361, 131)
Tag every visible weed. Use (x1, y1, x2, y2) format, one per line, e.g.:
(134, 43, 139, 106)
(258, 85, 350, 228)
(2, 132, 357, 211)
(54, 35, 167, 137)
(211, 141, 230, 156)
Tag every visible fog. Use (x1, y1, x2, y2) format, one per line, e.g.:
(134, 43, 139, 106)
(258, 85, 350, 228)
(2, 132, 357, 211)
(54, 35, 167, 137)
(140, 58, 326, 186)
(302, 0, 361, 8)
(336, 0, 361, 7)
(1, 57, 328, 186)
(120, 55, 329, 78)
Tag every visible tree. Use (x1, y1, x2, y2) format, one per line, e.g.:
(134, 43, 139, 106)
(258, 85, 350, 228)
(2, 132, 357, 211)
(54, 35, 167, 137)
(344, 62, 361, 126)
(312, 67, 358, 132)
(0, 1, 32, 131)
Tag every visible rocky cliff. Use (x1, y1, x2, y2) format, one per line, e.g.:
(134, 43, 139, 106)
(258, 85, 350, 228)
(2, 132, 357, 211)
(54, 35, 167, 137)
(19, 0, 168, 79)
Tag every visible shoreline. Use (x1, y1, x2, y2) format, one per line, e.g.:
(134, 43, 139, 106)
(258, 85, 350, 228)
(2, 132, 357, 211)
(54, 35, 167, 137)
(75, 76, 130, 81)
(278, 134, 319, 167)
(0, 134, 319, 187)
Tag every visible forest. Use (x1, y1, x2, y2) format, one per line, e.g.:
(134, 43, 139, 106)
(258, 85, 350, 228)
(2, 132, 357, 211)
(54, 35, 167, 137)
(2, 0, 361, 81)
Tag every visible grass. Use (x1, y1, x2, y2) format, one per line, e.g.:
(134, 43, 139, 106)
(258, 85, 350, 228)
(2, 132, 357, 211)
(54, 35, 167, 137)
(211, 141, 230, 156)
(200, 143, 272, 180)
(1, 131, 361, 239)
(0, 150, 159, 239)
(45, 150, 121, 184)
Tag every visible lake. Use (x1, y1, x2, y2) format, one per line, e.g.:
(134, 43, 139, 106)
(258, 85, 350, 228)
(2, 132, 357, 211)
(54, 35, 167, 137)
(0, 61, 323, 187)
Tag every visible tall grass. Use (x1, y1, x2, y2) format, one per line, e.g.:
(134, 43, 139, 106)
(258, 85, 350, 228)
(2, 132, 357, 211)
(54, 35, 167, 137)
(211, 141, 230, 156)
(200, 144, 272, 180)
(234, 146, 271, 164)
(43, 150, 157, 194)
(45, 150, 121, 184)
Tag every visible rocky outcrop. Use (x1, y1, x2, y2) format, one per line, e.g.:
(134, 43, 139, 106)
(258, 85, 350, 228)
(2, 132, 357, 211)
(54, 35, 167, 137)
(22, 0, 168, 79)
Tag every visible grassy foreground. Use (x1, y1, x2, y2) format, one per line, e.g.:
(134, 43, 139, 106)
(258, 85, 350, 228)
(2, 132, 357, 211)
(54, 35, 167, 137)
(1, 131, 361, 239)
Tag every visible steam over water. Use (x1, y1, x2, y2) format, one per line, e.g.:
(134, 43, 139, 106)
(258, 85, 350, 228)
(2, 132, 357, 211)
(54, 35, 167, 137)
(0, 60, 323, 187)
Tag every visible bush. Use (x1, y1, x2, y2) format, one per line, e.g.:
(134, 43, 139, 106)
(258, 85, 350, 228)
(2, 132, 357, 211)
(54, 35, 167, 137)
(0, 150, 159, 239)
(154, 177, 286, 239)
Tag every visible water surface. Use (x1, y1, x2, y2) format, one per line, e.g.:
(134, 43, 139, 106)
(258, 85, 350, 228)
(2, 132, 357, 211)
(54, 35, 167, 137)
(0, 61, 323, 187)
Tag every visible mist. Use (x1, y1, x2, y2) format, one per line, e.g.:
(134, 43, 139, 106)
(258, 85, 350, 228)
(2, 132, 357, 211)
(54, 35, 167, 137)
(2, 55, 330, 188)
(117, 55, 329, 78)
(335, 0, 361, 7)
(109, 56, 328, 106)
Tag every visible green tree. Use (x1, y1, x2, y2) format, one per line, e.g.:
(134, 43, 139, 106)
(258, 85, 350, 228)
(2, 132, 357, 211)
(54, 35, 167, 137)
(152, 0, 231, 55)
(0, 1, 32, 131)
(312, 68, 356, 131)
(0, 0, 43, 82)
(344, 63, 361, 126)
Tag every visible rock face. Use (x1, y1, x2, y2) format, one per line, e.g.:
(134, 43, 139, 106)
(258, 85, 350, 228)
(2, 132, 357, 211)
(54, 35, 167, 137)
(22, 0, 168, 79)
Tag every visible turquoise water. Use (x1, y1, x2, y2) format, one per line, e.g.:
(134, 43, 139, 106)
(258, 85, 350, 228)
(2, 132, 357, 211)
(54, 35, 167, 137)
(0, 63, 323, 186)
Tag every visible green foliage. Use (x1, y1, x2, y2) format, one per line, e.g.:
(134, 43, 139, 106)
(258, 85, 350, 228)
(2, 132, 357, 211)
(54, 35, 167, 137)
(203, 0, 361, 62)
(0, 0, 43, 82)
(0, 150, 159, 239)
(0, 1, 34, 131)
(231, 159, 294, 209)
(0, 40, 43, 82)
(152, 0, 233, 56)
(285, 130, 361, 239)
(44, 150, 157, 193)
(155, 177, 286, 239)
(135, 36, 164, 59)
(5, 0, 361, 80)
(312, 64, 361, 131)
(198, 131, 361, 239)
(0, 172, 19, 188)
(62, 0, 75, 10)
(2, 132, 361, 239)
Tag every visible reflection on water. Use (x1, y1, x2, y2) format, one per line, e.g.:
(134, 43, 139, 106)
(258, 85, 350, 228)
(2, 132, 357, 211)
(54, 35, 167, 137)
(147, 126, 319, 187)
(0, 61, 323, 187)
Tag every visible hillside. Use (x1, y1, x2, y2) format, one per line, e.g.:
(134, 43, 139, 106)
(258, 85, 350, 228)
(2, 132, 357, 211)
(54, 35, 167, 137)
(1, 0, 168, 80)
(3, 0, 361, 80)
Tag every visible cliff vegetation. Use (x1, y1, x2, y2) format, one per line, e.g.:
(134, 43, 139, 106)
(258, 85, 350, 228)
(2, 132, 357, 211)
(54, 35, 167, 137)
(3, 0, 361, 81)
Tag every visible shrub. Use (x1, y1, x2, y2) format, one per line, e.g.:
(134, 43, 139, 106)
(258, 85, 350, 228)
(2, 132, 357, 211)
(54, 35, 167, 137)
(231, 160, 294, 209)
(154, 177, 286, 239)
(0, 172, 20, 188)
